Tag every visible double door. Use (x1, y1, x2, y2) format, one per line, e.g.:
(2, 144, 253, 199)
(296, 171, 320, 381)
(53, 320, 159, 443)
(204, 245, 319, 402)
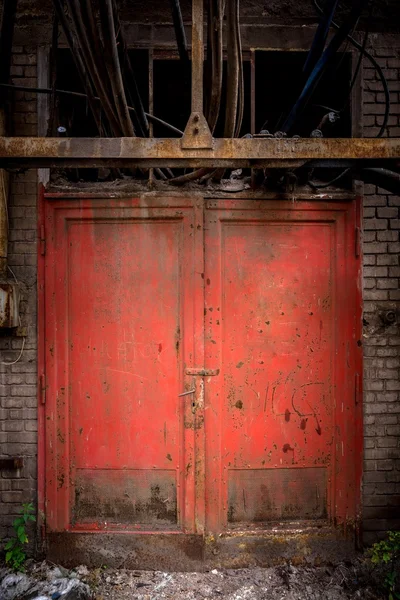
(43, 196, 361, 539)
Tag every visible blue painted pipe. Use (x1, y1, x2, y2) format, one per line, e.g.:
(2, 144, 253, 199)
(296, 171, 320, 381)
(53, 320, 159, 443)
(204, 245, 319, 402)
(303, 0, 340, 78)
(282, 0, 369, 134)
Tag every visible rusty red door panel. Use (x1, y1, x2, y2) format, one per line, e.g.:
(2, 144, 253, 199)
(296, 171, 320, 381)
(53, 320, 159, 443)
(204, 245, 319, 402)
(204, 200, 362, 533)
(44, 197, 204, 533)
(43, 195, 362, 557)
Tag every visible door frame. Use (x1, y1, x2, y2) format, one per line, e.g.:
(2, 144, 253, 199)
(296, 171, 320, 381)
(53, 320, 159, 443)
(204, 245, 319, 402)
(37, 190, 363, 565)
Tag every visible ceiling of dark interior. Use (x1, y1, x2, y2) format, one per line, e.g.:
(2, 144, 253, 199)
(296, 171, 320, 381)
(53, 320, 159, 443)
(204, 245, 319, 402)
(9, 0, 400, 32)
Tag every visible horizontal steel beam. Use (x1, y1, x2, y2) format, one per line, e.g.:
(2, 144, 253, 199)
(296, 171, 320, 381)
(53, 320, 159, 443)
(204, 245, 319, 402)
(0, 137, 400, 168)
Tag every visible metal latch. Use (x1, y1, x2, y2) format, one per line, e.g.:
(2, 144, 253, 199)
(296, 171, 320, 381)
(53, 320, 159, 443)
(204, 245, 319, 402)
(185, 368, 220, 376)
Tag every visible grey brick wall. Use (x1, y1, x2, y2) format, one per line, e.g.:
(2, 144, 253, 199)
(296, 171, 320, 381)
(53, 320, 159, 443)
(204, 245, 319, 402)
(0, 46, 37, 543)
(362, 36, 400, 544)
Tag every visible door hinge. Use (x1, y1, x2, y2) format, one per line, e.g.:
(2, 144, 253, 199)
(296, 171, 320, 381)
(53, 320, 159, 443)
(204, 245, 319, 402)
(355, 227, 360, 259)
(354, 372, 360, 406)
(40, 374, 46, 405)
(40, 224, 46, 256)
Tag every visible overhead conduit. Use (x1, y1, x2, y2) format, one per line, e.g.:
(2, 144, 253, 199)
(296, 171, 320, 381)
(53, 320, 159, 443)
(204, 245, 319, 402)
(282, 0, 369, 134)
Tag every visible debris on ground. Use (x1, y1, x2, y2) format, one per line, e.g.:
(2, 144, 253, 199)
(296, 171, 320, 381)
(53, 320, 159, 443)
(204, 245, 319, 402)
(0, 564, 91, 600)
(0, 559, 385, 600)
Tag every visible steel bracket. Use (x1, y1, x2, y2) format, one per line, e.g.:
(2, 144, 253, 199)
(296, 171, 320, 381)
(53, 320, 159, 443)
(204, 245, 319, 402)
(181, 112, 213, 149)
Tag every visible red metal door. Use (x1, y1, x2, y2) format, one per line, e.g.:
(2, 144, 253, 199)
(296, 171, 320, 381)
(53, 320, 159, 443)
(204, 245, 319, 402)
(204, 200, 362, 533)
(44, 197, 204, 535)
(42, 195, 362, 564)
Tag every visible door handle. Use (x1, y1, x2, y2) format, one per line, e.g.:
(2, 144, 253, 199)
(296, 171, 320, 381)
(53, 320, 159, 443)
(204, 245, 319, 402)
(178, 389, 197, 414)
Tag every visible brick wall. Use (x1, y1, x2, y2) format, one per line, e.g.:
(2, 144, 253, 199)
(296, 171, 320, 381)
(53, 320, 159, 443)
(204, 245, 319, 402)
(362, 36, 400, 543)
(0, 46, 38, 544)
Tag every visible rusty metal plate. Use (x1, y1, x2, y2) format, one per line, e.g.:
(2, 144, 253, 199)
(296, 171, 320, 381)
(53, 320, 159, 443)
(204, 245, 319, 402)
(227, 468, 327, 522)
(73, 469, 177, 526)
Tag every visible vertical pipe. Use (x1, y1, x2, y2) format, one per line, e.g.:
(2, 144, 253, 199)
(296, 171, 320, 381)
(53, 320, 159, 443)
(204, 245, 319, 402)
(148, 48, 154, 186)
(250, 50, 257, 191)
(250, 51, 256, 136)
(169, 0, 189, 64)
(191, 0, 204, 114)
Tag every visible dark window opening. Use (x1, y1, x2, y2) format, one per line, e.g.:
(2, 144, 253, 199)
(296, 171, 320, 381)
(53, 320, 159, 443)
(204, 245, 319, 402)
(255, 51, 352, 138)
(53, 48, 353, 188)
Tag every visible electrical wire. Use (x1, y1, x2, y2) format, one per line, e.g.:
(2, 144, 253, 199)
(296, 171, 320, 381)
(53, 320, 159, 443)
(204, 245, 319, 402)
(112, 0, 150, 138)
(308, 167, 351, 190)
(52, 0, 106, 137)
(67, 0, 122, 135)
(205, 0, 225, 133)
(313, 0, 390, 137)
(1, 169, 9, 231)
(309, 0, 390, 190)
(0, 83, 184, 137)
(308, 6, 370, 190)
(282, 0, 369, 134)
(0, 336, 26, 366)
(303, 0, 340, 78)
(97, 0, 135, 137)
(169, 0, 189, 64)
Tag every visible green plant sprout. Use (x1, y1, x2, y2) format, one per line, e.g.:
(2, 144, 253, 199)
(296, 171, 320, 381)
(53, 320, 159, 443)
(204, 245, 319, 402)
(4, 503, 36, 572)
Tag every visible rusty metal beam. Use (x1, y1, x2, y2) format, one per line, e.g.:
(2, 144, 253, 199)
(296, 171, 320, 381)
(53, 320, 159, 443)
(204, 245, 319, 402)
(181, 0, 213, 149)
(0, 137, 399, 169)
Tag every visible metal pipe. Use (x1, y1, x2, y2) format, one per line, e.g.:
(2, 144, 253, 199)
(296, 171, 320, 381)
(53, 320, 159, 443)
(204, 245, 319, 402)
(205, 0, 224, 133)
(313, 0, 390, 137)
(68, 0, 122, 135)
(112, 0, 149, 137)
(97, 0, 135, 137)
(234, 0, 244, 138)
(52, 0, 104, 135)
(282, 0, 369, 134)
(223, 0, 240, 139)
(169, 0, 189, 64)
(303, 0, 339, 78)
(359, 167, 400, 195)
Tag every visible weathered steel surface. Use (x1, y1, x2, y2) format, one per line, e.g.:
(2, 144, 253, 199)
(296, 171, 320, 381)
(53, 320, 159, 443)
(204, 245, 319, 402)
(42, 195, 362, 565)
(46, 526, 356, 570)
(0, 281, 20, 328)
(45, 197, 204, 533)
(204, 199, 362, 533)
(1, 137, 400, 168)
